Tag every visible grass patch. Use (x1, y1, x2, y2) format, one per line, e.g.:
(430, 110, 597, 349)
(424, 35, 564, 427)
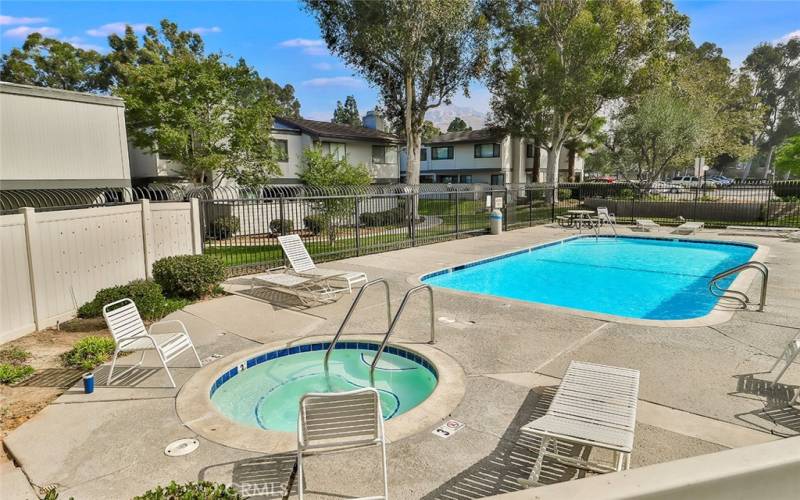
(62, 336, 116, 371)
(0, 346, 31, 364)
(0, 364, 35, 385)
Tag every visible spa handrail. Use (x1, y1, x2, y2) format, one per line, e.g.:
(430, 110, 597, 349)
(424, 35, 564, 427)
(708, 261, 768, 312)
(323, 278, 392, 374)
(369, 285, 435, 384)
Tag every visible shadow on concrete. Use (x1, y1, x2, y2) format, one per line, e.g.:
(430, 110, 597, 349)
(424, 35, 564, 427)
(231, 286, 335, 310)
(732, 373, 800, 436)
(199, 452, 297, 499)
(422, 387, 590, 499)
(732, 373, 798, 403)
(90, 365, 162, 387)
(14, 368, 83, 388)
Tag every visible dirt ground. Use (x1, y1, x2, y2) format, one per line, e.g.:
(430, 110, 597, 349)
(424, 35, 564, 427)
(0, 319, 113, 456)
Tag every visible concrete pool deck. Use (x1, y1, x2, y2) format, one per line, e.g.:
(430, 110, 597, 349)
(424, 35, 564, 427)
(3, 225, 800, 499)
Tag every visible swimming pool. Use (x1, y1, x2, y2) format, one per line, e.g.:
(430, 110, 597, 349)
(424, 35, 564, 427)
(422, 236, 757, 320)
(210, 342, 438, 432)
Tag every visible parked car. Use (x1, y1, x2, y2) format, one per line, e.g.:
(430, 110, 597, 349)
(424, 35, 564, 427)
(709, 175, 734, 186)
(649, 181, 684, 194)
(671, 176, 716, 188)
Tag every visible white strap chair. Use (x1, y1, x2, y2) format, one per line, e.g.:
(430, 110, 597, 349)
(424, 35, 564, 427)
(102, 298, 201, 388)
(278, 234, 368, 293)
(771, 333, 800, 406)
(297, 388, 388, 499)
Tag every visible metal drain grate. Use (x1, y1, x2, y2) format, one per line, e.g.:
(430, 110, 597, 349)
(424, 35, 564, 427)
(165, 438, 199, 457)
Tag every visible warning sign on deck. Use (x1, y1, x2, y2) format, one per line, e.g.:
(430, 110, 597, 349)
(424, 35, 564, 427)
(432, 419, 465, 438)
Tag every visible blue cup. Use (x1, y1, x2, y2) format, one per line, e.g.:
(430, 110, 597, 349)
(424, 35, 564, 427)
(82, 372, 95, 394)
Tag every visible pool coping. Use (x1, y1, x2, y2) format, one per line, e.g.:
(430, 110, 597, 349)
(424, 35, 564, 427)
(176, 336, 466, 453)
(410, 233, 769, 328)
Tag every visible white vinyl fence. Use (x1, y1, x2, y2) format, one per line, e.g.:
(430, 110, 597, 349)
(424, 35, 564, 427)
(0, 200, 201, 343)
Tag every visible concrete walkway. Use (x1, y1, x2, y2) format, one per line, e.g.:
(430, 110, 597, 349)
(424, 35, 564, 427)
(4, 225, 799, 499)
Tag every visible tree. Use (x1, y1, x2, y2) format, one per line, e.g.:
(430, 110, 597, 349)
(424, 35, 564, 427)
(332, 95, 362, 127)
(564, 117, 605, 182)
(298, 148, 371, 243)
(447, 117, 472, 132)
(775, 135, 800, 179)
(611, 87, 708, 189)
(264, 78, 301, 117)
(420, 120, 442, 142)
(111, 20, 282, 186)
(303, 0, 488, 191)
(742, 39, 800, 179)
(486, 0, 689, 200)
(0, 33, 106, 92)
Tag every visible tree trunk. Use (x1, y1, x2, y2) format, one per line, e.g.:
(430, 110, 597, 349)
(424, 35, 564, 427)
(532, 138, 541, 182)
(567, 147, 576, 182)
(762, 145, 776, 180)
(546, 145, 561, 202)
(404, 73, 419, 186)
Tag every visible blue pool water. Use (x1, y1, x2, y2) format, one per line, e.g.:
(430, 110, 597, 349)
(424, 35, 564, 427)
(422, 236, 756, 320)
(210, 343, 437, 432)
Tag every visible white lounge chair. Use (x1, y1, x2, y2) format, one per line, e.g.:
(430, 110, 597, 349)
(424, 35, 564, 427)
(297, 388, 388, 500)
(672, 221, 704, 235)
(278, 234, 368, 293)
(103, 298, 201, 388)
(250, 268, 341, 306)
(787, 231, 800, 242)
(519, 361, 640, 487)
(634, 219, 661, 232)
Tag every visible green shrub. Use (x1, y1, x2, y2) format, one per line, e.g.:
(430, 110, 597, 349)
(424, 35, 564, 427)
(0, 346, 31, 364)
(303, 215, 324, 235)
(62, 336, 116, 371)
(208, 216, 240, 239)
(558, 189, 572, 200)
(153, 254, 225, 299)
(774, 180, 800, 198)
(360, 207, 408, 227)
(134, 481, 242, 500)
(0, 364, 35, 384)
(78, 280, 169, 321)
(269, 218, 294, 235)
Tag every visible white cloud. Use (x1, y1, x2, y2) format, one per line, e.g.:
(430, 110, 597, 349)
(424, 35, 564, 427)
(312, 62, 333, 71)
(62, 36, 105, 52)
(191, 26, 222, 35)
(302, 76, 365, 88)
(0, 15, 47, 25)
(86, 22, 148, 37)
(279, 38, 328, 56)
(3, 25, 60, 38)
(775, 29, 800, 43)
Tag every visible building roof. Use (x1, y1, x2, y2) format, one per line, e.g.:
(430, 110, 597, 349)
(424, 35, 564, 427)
(0, 81, 124, 108)
(275, 116, 401, 144)
(426, 128, 504, 145)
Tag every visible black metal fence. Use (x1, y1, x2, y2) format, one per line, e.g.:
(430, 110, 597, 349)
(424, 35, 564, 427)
(2, 181, 798, 276)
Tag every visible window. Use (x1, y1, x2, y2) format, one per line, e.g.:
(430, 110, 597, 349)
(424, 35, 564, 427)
(272, 139, 289, 162)
(431, 146, 454, 160)
(420, 148, 427, 161)
(460, 175, 473, 183)
(526, 144, 537, 158)
(490, 174, 504, 185)
(474, 143, 500, 158)
(321, 142, 346, 160)
(439, 175, 458, 183)
(372, 145, 397, 164)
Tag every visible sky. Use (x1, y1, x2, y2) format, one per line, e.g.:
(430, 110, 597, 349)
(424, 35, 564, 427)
(1, 0, 798, 123)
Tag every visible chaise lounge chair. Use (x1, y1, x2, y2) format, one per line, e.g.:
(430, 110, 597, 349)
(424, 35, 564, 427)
(297, 388, 388, 499)
(103, 298, 202, 388)
(671, 221, 704, 235)
(249, 268, 341, 306)
(278, 234, 368, 293)
(518, 361, 640, 487)
(634, 219, 661, 232)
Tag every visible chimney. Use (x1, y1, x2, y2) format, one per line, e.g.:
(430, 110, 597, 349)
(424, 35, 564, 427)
(362, 109, 385, 131)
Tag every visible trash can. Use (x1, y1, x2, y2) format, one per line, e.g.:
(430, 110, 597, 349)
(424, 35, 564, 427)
(490, 209, 503, 235)
(82, 372, 95, 394)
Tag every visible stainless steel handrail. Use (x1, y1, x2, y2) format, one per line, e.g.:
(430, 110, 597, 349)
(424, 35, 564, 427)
(323, 278, 392, 374)
(708, 261, 768, 311)
(369, 284, 435, 384)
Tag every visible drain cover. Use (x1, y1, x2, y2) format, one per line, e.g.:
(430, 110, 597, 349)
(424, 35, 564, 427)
(165, 438, 199, 457)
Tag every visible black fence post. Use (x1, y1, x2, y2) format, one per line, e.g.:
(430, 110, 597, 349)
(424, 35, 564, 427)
(279, 195, 286, 235)
(503, 186, 509, 231)
(455, 190, 460, 238)
(550, 186, 556, 222)
(354, 196, 361, 256)
(529, 187, 533, 227)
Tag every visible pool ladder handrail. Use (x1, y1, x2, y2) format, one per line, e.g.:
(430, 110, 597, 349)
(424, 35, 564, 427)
(323, 280, 436, 380)
(708, 261, 768, 312)
(323, 278, 392, 375)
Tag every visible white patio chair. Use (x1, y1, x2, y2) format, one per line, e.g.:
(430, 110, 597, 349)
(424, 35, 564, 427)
(102, 298, 201, 388)
(672, 221, 704, 235)
(278, 234, 368, 293)
(771, 332, 800, 406)
(297, 388, 388, 500)
(518, 361, 640, 487)
(634, 219, 660, 232)
(249, 267, 341, 306)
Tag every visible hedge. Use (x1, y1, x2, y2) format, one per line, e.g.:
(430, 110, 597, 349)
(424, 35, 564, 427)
(153, 254, 225, 299)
